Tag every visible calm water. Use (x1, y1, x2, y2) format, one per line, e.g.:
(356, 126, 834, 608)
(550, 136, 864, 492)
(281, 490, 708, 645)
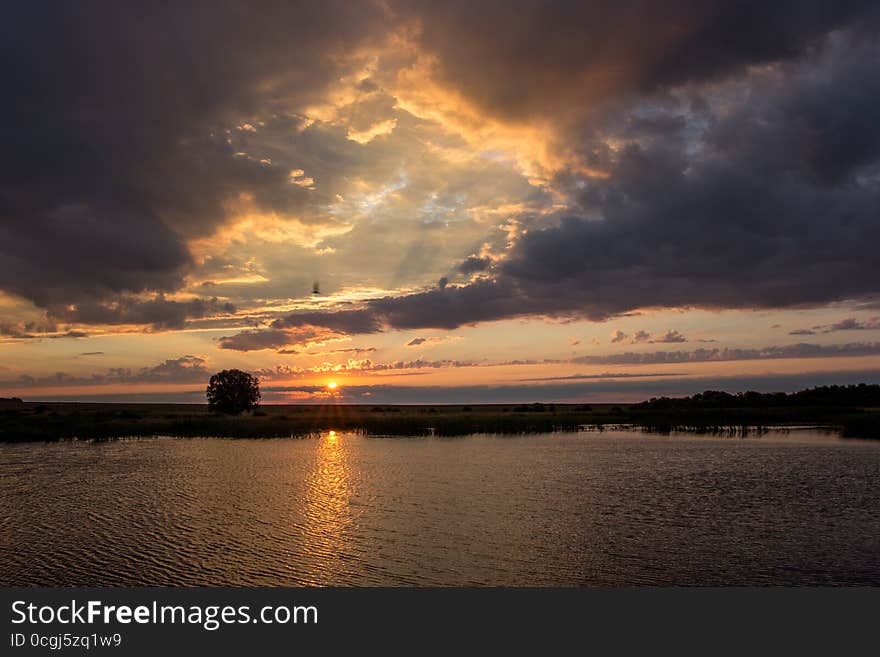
(1, 429, 879, 586)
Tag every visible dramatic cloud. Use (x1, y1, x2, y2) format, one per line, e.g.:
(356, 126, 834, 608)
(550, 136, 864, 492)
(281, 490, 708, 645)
(47, 296, 235, 331)
(5, 2, 880, 404)
(458, 256, 492, 276)
(0, 322, 88, 340)
(0, 2, 386, 314)
(5, 3, 878, 328)
(270, 311, 382, 335)
(400, 0, 874, 122)
(254, 19, 880, 334)
(217, 326, 344, 352)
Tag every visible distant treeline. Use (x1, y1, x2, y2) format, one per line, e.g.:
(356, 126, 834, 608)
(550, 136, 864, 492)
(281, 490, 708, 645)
(639, 384, 880, 410)
(1, 385, 879, 441)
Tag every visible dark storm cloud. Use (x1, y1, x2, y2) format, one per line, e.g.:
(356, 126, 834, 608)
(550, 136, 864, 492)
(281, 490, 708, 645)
(5, 0, 880, 335)
(217, 329, 298, 352)
(217, 327, 339, 352)
(493, 34, 880, 317)
(218, 311, 383, 351)
(0, 204, 192, 308)
(47, 296, 235, 331)
(271, 310, 383, 334)
(398, 0, 875, 119)
(0, 321, 88, 340)
(458, 256, 492, 275)
(281, 25, 880, 332)
(1, 1, 385, 310)
(0, 322, 53, 338)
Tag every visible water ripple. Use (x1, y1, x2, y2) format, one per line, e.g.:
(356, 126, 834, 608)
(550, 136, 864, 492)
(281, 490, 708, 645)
(1, 430, 879, 586)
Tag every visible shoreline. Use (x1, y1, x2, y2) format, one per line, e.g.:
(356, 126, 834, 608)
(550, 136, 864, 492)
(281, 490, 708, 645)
(2, 400, 878, 442)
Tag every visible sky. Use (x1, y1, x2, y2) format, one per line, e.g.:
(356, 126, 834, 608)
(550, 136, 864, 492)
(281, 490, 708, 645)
(2, 1, 880, 404)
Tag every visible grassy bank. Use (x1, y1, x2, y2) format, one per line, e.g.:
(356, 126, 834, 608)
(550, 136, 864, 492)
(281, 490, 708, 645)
(1, 398, 879, 442)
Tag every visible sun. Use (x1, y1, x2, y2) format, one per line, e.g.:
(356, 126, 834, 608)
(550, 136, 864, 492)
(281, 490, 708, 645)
(327, 381, 338, 390)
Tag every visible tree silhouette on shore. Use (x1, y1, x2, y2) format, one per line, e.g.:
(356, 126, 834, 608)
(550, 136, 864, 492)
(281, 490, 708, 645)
(206, 369, 261, 415)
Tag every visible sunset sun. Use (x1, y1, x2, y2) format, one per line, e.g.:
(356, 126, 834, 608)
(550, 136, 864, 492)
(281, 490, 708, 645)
(327, 381, 338, 390)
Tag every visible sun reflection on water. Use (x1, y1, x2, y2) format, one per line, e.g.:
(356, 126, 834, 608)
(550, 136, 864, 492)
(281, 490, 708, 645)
(300, 430, 353, 584)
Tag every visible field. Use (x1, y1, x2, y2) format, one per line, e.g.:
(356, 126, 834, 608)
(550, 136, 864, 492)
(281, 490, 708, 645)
(1, 395, 879, 442)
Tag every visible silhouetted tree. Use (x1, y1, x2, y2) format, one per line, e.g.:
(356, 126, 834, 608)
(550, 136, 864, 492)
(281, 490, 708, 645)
(637, 384, 880, 410)
(206, 369, 261, 415)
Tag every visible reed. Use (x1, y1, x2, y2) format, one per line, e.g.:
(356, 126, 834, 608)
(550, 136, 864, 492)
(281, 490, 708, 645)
(1, 397, 878, 441)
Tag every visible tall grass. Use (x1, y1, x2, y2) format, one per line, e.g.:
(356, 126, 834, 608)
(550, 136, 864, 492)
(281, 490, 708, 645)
(1, 401, 878, 442)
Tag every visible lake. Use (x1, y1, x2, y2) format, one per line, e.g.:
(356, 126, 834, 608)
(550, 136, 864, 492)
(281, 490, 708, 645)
(1, 429, 879, 586)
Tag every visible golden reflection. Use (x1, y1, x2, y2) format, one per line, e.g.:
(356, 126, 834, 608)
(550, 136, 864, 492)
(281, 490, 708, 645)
(301, 429, 354, 584)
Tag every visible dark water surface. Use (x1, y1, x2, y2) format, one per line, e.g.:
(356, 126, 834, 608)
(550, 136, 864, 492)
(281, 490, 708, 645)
(2, 429, 878, 586)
